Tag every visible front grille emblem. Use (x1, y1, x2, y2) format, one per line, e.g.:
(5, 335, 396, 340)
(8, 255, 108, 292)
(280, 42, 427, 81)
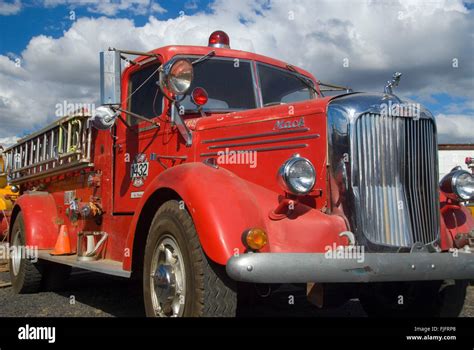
(274, 117, 305, 130)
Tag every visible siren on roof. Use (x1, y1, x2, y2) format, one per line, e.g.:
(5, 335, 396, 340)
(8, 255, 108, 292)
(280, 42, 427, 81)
(208, 30, 230, 49)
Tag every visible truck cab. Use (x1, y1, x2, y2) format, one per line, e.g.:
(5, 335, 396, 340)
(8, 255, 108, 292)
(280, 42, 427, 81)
(4, 31, 474, 317)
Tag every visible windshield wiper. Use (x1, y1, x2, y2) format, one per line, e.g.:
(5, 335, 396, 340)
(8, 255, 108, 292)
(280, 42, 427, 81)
(192, 50, 216, 65)
(286, 64, 320, 97)
(318, 81, 353, 95)
(286, 65, 353, 97)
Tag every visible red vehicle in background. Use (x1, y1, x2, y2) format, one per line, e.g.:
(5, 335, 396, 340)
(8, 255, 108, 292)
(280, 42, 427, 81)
(466, 157, 474, 218)
(4, 31, 474, 317)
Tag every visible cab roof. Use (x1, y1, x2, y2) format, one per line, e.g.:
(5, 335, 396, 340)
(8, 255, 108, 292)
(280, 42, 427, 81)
(134, 45, 317, 83)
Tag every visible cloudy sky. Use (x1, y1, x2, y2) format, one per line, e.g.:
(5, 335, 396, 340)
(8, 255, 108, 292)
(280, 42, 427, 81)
(0, 0, 473, 145)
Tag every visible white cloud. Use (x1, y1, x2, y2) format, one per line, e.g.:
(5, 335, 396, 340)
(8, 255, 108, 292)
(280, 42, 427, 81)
(150, 2, 166, 14)
(444, 100, 474, 114)
(0, 136, 19, 147)
(0, 0, 21, 15)
(436, 113, 474, 144)
(43, 0, 167, 16)
(0, 0, 472, 145)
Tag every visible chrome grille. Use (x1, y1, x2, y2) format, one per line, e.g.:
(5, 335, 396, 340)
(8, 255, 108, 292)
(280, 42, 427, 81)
(353, 113, 439, 247)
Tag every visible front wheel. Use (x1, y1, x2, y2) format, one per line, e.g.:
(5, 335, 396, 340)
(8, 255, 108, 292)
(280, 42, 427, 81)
(143, 200, 237, 317)
(359, 280, 468, 317)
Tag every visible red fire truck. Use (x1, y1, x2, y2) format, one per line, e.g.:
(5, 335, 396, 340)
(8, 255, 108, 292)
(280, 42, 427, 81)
(4, 31, 474, 317)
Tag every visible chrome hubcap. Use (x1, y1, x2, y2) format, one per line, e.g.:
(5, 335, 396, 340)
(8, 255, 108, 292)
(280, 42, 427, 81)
(150, 236, 186, 317)
(11, 229, 22, 276)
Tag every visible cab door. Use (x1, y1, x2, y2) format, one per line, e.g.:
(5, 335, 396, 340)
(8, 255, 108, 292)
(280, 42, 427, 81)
(113, 60, 167, 214)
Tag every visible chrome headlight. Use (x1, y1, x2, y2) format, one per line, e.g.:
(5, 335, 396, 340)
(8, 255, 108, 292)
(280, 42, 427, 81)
(159, 59, 193, 96)
(278, 155, 316, 195)
(440, 169, 474, 201)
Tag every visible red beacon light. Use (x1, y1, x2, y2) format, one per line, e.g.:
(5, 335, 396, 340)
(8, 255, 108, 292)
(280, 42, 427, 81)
(191, 87, 208, 107)
(208, 30, 230, 49)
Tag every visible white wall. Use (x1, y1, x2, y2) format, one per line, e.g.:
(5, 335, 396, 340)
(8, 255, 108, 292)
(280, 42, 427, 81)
(438, 150, 472, 180)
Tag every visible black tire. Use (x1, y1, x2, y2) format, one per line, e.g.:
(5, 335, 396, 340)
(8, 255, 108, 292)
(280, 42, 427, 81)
(9, 212, 43, 294)
(359, 280, 468, 317)
(143, 200, 237, 317)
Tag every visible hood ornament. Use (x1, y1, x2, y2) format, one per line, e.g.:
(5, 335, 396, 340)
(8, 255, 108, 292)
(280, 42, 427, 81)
(384, 72, 402, 94)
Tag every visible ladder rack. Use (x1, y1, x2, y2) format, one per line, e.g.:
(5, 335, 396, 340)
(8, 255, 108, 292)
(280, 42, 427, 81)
(3, 112, 94, 184)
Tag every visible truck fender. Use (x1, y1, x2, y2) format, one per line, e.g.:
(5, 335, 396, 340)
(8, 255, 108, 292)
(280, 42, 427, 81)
(124, 163, 268, 269)
(441, 203, 474, 249)
(10, 192, 59, 249)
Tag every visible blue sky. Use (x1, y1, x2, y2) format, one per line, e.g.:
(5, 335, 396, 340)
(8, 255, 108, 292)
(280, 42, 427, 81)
(0, 1, 211, 55)
(0, 0, 472, 143)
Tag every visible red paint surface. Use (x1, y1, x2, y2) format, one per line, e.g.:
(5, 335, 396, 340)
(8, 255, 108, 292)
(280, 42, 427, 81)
(0, 211, 10, 238)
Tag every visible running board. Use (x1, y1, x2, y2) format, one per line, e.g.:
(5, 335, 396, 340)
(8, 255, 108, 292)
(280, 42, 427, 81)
(38, 250, 131, 278)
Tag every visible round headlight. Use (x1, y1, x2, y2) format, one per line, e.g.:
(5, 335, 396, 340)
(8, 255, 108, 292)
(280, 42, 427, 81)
(454, 171, 474, 200)
(278, 155, 316, 195)
(160, 59, 193, 96)
(440, 169, 474, 201)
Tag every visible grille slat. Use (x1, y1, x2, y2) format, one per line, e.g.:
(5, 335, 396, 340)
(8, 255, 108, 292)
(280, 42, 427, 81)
(354, 113, 439, 247)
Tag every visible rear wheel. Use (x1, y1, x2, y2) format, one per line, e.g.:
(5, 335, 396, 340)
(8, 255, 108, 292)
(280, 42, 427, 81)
(9, 213, 43, 294)
(143, 200, 237, 317)
(359, 280, 468, 317)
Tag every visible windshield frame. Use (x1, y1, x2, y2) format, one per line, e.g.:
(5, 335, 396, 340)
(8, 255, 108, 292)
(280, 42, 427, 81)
(166, 54, 317, 114)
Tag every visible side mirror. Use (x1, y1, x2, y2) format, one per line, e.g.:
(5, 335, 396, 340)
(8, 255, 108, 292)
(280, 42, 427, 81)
(100, 51, 122, 106)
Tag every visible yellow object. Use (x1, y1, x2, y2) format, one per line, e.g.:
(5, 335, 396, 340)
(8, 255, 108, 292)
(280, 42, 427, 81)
(0, 193, 13, 211)
(244, 228, 268, 251)
(468, 204, 474, 218)
(0, 148, 16, 210)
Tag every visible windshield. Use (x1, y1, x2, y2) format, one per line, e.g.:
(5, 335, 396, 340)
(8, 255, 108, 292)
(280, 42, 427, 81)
(180, 57, 257, 111)
(257, 63, 315, 106)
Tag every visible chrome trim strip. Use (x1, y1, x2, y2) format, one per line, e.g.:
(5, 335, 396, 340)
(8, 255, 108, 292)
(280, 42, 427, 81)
(250, 59, 261, 108)
(201, 127, 310, 144)
(200, 143, 308, 157)
(207, 133, 319, 149)
(155, 155, 187, 160)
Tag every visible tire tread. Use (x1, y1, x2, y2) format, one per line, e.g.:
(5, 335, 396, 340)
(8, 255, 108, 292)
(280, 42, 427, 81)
(145, 200, 236, 317)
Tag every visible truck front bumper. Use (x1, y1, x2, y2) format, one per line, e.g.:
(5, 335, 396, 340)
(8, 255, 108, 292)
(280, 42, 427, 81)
(226, 252, 474, 283)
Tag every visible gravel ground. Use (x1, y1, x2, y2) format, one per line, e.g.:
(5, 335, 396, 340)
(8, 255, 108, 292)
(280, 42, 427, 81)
(0, 262, 472, 317)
